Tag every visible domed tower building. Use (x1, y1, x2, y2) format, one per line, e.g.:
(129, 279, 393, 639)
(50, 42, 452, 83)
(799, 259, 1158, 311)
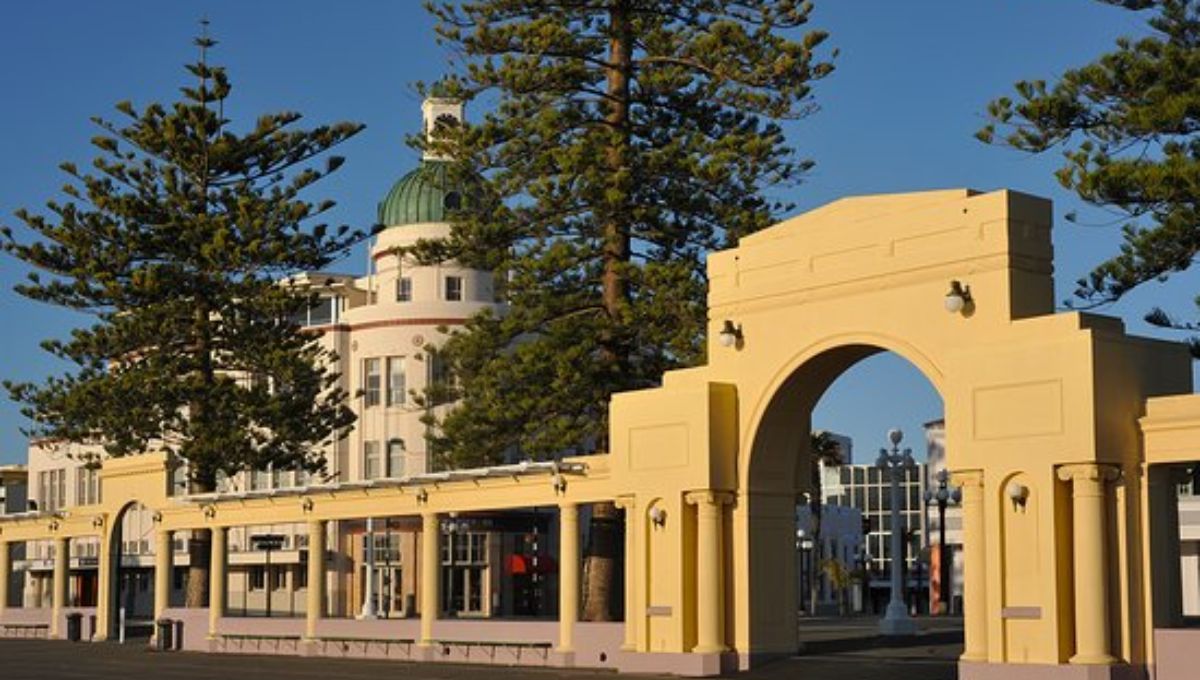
(301, 99, 512, 620)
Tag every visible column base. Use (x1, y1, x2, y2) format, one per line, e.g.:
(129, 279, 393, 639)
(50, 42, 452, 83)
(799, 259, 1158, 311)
(879, 614, 918, 636)
(1070, 654, 1117, 666)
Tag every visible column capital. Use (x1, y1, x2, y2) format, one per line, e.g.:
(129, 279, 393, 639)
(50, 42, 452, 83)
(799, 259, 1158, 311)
(685, 489, 735, 507)
(1056, 462, 1121, 484)
(613, 494, 637, 511)
(949, 469, 984, 488)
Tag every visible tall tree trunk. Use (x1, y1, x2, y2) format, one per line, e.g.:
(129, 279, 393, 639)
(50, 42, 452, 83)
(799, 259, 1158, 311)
(582, 0, 632, 623)
(185, 300, 215, 608)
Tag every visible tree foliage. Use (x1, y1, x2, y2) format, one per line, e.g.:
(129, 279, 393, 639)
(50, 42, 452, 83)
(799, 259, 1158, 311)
(416, 0, 834, 468)
(978, 0, 1200, 350)
(2, 34, 367, 490)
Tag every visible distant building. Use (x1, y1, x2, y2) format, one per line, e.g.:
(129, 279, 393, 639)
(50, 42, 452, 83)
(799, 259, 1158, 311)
(796, 503, 864, 615)
(822, 449, 929, 613)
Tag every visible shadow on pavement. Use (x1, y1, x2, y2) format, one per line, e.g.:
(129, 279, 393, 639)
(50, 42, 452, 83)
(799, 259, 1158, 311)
(798, 628, 964, 656)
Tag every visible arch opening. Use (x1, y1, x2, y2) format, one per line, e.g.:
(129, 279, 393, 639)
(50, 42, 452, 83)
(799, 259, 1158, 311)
(742, 343, 947, 655)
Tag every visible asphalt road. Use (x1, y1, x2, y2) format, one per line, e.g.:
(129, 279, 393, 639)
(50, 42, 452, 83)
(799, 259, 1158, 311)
(0, 616, 963, 680)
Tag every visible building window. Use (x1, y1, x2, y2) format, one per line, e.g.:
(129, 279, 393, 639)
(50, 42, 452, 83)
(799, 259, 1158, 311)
(364, 441, 381, 480)
(39, 469, 66, 512)
(442, 531, 487, 614)
(445, 276, 463, 301)
(364, 358, 382, 407)
(396, 277, 412, 302)
(294, 564, 307, 590)
(387, 357, 406, 406)
(387, 440, 405, 479)
(290, 296, 338, 327)
(76, 467, 100, 506)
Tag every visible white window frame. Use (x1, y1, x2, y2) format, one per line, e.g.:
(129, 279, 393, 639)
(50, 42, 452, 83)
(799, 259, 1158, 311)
(387, 356, 406, 406)
(364, 358, 382, 407)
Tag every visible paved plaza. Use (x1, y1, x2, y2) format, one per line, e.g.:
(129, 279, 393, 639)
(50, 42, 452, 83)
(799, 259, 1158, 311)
(0, 617, 962, 680)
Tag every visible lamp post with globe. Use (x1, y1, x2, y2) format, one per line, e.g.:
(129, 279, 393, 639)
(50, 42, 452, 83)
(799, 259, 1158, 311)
(876, 428, 918, 635)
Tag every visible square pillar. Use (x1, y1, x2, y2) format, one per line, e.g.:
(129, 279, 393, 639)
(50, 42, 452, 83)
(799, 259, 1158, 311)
(208, 527, 227, 638)
(419, 512, 439, 647)
(50, 536, 68, 639)
(558, 502, 579, 654)
(305, 519, 326, 640)
(154, 530, 173, 623)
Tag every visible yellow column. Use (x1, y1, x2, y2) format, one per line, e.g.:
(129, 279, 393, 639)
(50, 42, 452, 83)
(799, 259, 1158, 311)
(51, 536, 68, 639)
(154, 530, 173, 623)
(305, 520, 325, 640)
(558, 502, 579, 653)
(954, 470, 987, 662)
(419, 512, 439, 647)
(208, 527, 227, 638)
(1058, 463, 1119, 665)
(687, 490, 731, 654)
(614, 496, 637, 651)
(0, 540, 10, 616)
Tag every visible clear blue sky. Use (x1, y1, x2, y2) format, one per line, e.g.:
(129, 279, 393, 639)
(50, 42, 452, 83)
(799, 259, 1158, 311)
(0, 1, 1193, 464)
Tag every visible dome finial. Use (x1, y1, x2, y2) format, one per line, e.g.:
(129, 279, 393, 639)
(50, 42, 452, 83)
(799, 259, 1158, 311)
(421, 98, 463, 161)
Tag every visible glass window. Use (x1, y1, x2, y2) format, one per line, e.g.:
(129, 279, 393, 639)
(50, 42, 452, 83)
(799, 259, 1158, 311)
(387, 357, 406, 406)
(364, 441, 381, 480)
(295, 564, 307, 589)
(387, 440, 405, 479)
(445, 276, 463, 301)
(250, 468, 269, 491)
(469, 533, 486, 563)
(272, 466, 290, 490)
(309, 297, 334, 325)
(364, 358, 382, 407)
(396, 277, 412, 302)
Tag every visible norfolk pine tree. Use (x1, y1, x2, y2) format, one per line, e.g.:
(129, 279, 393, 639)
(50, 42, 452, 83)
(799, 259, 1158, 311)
(416, 0, 834, 620)
(2, 34, 366, 606)
(979, 0, 1200, 352)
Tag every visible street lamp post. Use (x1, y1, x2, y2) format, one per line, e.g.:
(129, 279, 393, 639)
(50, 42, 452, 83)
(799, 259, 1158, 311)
(876, 428, 918, 636)
(924, 469, 962, 615)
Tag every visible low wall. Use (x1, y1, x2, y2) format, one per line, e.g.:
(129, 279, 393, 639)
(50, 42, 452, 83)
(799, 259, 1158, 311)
(164, 612, 625, 671)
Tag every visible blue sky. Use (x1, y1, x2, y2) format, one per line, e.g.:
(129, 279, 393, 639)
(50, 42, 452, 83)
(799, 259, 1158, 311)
(0, 1, 1193, 464)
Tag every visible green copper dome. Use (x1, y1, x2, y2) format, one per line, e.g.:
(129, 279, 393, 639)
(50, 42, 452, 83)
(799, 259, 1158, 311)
(377, 159, 471, 226)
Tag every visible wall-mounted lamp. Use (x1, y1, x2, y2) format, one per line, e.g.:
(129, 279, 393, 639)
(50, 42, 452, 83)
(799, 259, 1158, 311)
(202, 504, 217, 519)
(151, 511, 163, 524)
(1007, 482, 1029, 507)
(717, 320, 743, 349)
(92, 515, 106, 529)
(301, 498, 315, 513)
(649, 506, 667, 528)
(944, 280, 973, 315)
(415, 488, 429, 505)
(48, 519, 61, 532)
(552, 474, 567, 494)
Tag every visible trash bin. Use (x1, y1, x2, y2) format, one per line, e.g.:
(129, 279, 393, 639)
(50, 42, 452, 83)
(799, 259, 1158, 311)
(65, 613, 82, 642)
(155, 619, 174, 651)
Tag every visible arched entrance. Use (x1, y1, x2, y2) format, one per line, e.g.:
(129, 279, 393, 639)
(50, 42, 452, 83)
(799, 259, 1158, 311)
(102, 501, 156, 641)
(739, 341, 946, 655)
